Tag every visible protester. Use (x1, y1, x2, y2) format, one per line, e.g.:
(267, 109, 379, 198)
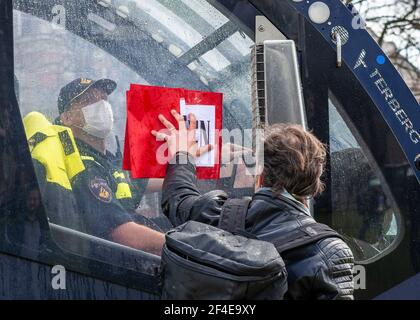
(154, 110, 355, 299)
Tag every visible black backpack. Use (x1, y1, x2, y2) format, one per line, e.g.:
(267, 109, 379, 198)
(160, 198, 342, 300)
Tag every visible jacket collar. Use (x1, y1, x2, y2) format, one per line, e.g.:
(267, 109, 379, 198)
(254, 187, 312, 217)
(75, 139, 117, 163)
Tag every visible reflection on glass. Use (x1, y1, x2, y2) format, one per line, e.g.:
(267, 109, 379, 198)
(329, 100, 400, 262)
(5, 178, 48, 260)
(12, 0, 255, 256)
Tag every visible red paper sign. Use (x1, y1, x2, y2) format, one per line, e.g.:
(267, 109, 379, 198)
(123, 84, 222, 179)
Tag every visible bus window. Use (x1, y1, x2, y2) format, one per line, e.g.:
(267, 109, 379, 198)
(12, 0, 255, 260)
(328, 97, 402, 263)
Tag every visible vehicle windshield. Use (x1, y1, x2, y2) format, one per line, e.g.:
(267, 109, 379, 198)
(11, 0, 403, 266)
(12, 0, 255, 257)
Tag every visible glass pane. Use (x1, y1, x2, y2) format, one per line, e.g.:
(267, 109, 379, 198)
(12, 0, 255, 260)
(13, 8, 165, 258)
(114, 0, 244, 73)
(329, 98, 402, 262)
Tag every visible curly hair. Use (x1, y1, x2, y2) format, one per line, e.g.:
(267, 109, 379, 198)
(262, 124, 327, 198)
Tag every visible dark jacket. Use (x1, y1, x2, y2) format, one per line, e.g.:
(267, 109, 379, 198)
(162, 153, 355, 300)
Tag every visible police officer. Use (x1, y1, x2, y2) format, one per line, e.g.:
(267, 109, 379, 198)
(57, 78, 165, 256)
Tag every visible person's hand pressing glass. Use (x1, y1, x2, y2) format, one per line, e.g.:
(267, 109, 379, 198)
(151, 109, 213, 162)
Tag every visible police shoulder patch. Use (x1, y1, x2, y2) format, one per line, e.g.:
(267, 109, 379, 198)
(29, 132, 48, 148)
(89, 178, 112, 203)
(58, 130, 75, 156)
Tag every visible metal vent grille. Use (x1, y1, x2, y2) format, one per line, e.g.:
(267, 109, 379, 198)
(252, 44, 265, 151)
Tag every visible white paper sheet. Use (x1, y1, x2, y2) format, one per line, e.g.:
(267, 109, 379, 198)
(180, 99, 216, 167)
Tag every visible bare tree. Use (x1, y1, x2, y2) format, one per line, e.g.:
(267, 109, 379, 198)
(349, 0, 419, 101)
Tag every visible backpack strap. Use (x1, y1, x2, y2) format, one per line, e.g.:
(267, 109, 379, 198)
(273, 221, 344, 254)
(218, 198, 344, 252)
(218, 198, 252, 234)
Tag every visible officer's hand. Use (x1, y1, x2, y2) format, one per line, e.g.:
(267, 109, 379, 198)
(151, 109, 213, 161)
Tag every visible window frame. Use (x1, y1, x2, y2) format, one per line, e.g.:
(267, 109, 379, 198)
(328, 92, 405, 265)
(4, 0, 419, 300)
(5, 0, 258, 293)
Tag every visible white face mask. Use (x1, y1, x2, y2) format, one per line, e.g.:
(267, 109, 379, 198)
(81, 100, 114, 139)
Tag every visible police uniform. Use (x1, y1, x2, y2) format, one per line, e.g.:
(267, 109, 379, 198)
(71, 139, 152, 239)
(23, 111, 86, 231)
(56, 78, 170, 239)
(24, 78, 171, 242)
